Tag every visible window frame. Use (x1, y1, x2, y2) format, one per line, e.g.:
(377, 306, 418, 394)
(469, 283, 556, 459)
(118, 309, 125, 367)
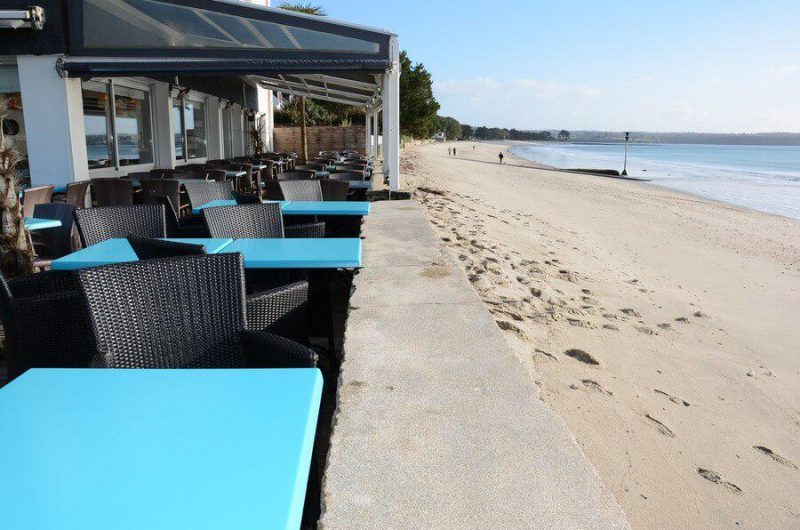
(173, 91, 209, 165)
(84, 77, 156, 176)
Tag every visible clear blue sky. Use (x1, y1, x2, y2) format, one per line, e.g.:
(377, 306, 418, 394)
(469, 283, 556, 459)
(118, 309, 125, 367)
(321, 0, 800, 133)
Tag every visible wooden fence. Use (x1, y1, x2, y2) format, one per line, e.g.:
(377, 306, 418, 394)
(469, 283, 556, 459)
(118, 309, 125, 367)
(274, 126, 367, 157)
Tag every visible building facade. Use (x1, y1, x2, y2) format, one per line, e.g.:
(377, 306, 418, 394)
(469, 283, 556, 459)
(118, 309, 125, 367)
(0, 0, 400, 189)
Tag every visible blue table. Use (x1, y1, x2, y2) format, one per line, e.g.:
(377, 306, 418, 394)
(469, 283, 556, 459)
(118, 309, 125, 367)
(51, 238, 233, 271)
(281, 201, 370, 216)
(192, 199, 238, 214)
(0, 368, 322, 530)
(223, 238, 362, 268)
(23, 217, 62, 231)
(192, 199, 285, 215)
(226, 170, 246, 178)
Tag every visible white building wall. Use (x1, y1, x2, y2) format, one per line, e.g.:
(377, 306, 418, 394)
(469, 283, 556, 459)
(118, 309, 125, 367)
(17, 55, 88, 187)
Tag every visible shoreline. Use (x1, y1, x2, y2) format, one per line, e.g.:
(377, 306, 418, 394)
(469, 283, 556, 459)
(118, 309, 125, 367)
(463, 140, 800, 222)
(404, 142, 800, 529)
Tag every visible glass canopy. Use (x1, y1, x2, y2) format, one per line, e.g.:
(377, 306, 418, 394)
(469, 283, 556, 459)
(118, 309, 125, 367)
(68, 0, 392, 59)
(62, 0, 394, 108)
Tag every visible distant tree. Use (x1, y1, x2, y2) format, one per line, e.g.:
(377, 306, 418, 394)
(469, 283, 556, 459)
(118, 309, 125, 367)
(279, 3, 327, 161)
(475, 126, 489, 140)
(461, 124, 474, 139)
(437, 116, 462, 140)
(399, 51, 440, 138)
(558, 129, 570, 141)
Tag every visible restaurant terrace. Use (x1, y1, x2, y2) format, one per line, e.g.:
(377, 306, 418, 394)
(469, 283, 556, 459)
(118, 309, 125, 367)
(0, 1, 630, 529)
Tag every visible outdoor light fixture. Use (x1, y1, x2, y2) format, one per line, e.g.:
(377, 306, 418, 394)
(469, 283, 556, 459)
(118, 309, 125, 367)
(0, 6, 45, 30)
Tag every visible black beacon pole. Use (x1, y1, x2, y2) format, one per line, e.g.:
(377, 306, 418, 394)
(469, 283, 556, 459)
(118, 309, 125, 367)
(622, 131, 630, 176)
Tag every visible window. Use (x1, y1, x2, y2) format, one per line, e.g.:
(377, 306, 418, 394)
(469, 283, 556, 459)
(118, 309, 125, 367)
(173, 97, 207, 161)
(0, 65, 28, 177)
(83, 80, 154, 170)
(222, 108, 233, 158)
(114, 85, 153, 166)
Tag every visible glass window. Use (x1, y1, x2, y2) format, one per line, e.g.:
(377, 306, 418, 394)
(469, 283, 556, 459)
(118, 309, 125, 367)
(172, 100, 184, 159)
(83, 80, 154, 170)
(174, 98, 207, 161)
(185, 101, 206, 159)
(114, 85, 153, 166)
(0, 65, 28, 177)
(83, 81, 113, 169)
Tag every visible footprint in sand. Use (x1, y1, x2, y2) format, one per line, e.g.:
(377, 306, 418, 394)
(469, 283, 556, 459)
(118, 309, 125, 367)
(564, 349, 600, 365)
(534, 348, 559, 362)
(697, 468, 742, 494)
(657, 323, 672, 330)
(654, 389, 690, 407)
(675, 317, 691, 324)
(635, 325, 657, 335)
(603, 324, 619, 331)
(620, 308, 641, 318)
(580, 379, 613, 396)
(644, 414, 675, 437)
(753, 446, 797, 469)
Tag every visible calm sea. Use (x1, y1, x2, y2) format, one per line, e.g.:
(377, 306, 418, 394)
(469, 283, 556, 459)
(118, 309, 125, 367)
(509, 143, 800, 220)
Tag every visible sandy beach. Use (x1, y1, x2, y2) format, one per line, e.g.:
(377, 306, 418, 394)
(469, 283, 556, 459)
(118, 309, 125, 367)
(403, 142, 800, 529)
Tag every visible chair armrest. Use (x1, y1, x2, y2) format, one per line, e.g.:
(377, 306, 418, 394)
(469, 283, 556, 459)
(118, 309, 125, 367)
(8, 270, 80, 298)
(245, 281, 309, 343)
(241, 330, 318, 368)
(284, 222, 326, 238)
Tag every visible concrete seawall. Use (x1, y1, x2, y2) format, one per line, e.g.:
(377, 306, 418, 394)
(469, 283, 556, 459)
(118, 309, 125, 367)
(320, 200, 630, 529)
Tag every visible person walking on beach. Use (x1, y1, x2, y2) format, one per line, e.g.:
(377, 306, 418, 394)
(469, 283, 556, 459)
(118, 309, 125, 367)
(453, 147, 457, 157)
(448, 147, 452, 156)
(498, 152, 504, 164)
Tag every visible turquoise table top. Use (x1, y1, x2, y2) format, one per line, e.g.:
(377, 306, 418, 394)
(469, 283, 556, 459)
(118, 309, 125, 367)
(223, 238, 362, 268)
(192, 198, 238, 214)
(281, 201, 370, 216)
(0, 368, 322, 530)
(226, 170, 246, 178)
(23, 217, 62, 231)
(193, 200, 369, 216)
(51, 238, 233, 271)
(192, 199, 286, 215)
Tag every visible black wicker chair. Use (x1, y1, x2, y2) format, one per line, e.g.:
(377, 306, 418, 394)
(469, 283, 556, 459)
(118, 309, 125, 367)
(125, 235, 311, 344)
(277, 170, 316, 181)
(0, 270, 95, 381)
(320, 179, 351, 202)
(126, 234, 205, 260)
(202, 203, 325, 239)
(91, 178, 134, 207)
(233, 191, 263, 205)
(278, 180, 324, 202)
(51, 181, 90, 208)
(182, 181, 234, 210)
(31, 203, 76, 267)
(74, 204, 167, 247)
(140, 179, 185, 216)
(145, 192, 208, 238)
(75, 253, 316, 369)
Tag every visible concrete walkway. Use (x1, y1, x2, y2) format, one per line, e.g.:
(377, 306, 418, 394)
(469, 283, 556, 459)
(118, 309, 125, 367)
(320, 200, 630, 529)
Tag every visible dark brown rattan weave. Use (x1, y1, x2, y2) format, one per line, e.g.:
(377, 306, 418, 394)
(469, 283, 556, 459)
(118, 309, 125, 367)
(74, 204, 167, 247)
(91, 178, 133, 207)
(0, 270, 94, 380)
(75, 254, 317, 369)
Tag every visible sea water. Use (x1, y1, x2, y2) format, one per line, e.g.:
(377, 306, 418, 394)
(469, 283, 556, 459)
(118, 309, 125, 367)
(509, 143, 800, 220)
